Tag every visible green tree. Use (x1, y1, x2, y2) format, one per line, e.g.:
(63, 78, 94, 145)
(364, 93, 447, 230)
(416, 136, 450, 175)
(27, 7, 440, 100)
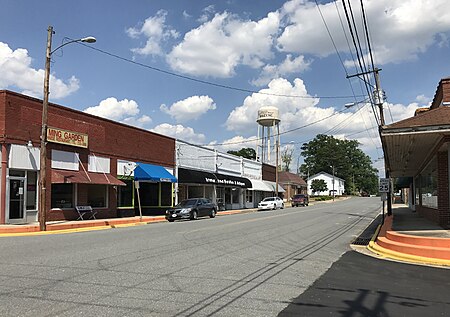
(311, 179, 328, 194)
(227, 148, 256, 160)
(300, 134, 379, 195)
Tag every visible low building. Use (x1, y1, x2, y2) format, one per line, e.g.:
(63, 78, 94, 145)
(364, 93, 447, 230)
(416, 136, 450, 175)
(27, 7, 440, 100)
(175, 141, 284, 210)
(278, 171, 307, 199)
(381, 77, 450, 228)
(0, 90, 176, 224)
(307, 171, 345, 196)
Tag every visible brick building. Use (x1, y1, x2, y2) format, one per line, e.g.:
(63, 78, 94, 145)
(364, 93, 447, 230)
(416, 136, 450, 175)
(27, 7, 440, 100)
(278, 171, 307, 199)
(0, 90, 176, 224)
(381, 77, 450, 228)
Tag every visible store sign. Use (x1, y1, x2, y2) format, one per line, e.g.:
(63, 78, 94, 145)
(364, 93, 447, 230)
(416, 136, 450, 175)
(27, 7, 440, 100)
(47, 127, 88, 148)
(205, 176, 246, 187)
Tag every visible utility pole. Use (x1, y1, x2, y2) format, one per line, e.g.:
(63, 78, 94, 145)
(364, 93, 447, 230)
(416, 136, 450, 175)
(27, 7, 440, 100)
(38, 26, 53, 232)
(348, 67, 392, 217)
(373, 68, 392, 216)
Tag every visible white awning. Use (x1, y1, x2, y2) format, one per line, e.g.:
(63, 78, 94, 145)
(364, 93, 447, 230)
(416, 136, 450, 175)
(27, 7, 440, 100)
(248, 179, 271, 191)
(263, 181, 286, 193)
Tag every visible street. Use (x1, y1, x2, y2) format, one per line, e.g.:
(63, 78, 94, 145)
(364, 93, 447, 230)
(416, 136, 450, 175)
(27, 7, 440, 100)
(0, 197, 420, 316)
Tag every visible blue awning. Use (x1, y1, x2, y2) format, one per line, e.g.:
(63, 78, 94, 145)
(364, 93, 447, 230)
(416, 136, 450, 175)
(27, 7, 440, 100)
(134, 163, 177, 182)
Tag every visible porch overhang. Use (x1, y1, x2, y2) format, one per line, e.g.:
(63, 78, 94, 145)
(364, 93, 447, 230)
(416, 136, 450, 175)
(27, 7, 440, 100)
(381, 125, 450, 178)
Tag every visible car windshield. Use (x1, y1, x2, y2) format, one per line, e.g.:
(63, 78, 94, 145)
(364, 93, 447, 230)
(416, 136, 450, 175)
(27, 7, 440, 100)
(263, 198, 275, 201)
(176, 199, 197, 207)
(294, 195, 305, 198)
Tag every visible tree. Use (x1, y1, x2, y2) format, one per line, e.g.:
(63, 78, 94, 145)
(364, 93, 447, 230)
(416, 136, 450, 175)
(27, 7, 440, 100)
(300, 134, 379, 195)
(281, 146, 294, 171)
(227, 148, 256, 160)
(311, 179, 327, 195)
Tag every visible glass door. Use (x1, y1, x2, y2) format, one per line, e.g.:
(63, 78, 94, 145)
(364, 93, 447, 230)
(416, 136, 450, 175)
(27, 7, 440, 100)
(8, 178, 26, 223)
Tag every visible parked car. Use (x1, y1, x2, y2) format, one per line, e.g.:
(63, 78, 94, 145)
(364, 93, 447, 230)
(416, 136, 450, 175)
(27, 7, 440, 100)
(292, 194, 309, 207)
(258, 197, 284, 210)
(165, 198, 217, 222)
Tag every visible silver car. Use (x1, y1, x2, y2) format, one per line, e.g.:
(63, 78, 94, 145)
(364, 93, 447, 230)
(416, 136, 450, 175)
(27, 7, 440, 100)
(258, 197, 284, 210)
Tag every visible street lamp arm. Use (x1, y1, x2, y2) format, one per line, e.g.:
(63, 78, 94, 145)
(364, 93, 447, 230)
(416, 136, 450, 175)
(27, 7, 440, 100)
(50, 37, 96, 55)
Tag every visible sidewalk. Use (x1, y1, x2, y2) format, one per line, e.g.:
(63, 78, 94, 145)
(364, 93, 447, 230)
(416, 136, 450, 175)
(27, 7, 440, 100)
(0, 208, 257, 236)
(368, 204, 450, 267)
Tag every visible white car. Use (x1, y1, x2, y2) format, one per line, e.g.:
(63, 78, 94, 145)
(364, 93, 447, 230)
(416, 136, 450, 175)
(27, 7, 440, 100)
(258, 197, 284, 210)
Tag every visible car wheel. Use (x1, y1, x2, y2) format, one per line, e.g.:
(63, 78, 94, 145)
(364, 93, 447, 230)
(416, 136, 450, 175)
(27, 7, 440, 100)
(272, 204, 276, 210)
(168, 219, 174, 222)
(281, 203, 284, 209)
(210, 208, 216, 218)
(190, 210, 198, 220)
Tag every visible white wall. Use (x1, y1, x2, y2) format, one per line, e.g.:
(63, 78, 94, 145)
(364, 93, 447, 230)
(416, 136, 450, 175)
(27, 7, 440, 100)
(308, 173, 345, 196)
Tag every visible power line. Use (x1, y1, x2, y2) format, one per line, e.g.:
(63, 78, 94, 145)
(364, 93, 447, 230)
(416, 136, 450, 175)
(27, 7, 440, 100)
(76, 40, 364, 100)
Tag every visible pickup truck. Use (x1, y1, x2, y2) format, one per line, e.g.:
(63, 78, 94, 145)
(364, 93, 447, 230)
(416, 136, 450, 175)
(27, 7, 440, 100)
(292, 194, 309, 207)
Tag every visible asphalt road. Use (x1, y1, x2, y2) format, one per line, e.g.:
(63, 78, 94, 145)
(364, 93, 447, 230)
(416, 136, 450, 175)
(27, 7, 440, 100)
(279, 250, 450, 317)
(0, 197, 382, 316)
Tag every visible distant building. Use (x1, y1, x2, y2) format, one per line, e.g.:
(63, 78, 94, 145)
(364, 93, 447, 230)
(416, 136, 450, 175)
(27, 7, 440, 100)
(307, 172, 345, 196)
(278, 171, 307, 199)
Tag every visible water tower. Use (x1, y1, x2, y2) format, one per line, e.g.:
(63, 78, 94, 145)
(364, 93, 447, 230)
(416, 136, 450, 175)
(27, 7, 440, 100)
(256, 106, 280, 164)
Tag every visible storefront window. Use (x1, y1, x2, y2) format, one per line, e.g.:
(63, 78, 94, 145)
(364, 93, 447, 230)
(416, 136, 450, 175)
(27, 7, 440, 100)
(87, 184, 108, 208)
(26, 171, 37, 210)
(414, 177, 420, 206)
(161, 183, 173, 206)
(118, 179, 133, 207)
(204, 186, 214, 200)
(188, 186, 204, 198)
(420, 157, 438, 209)
(246, 190, 253, 203)
(232, 188, 239, 203)
(51, 184, 74, 209)
(140, 182, 159, 206)
(9, 170, 25, 177)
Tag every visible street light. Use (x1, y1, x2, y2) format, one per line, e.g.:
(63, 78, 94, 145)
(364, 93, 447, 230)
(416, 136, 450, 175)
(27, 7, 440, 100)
(38, 26, 96, 231)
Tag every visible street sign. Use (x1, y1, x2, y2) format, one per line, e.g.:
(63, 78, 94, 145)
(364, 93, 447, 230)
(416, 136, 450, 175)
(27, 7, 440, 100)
(379, 178, 390, 192)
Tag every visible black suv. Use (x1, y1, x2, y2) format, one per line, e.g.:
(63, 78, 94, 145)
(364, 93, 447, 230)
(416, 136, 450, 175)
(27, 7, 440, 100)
(292, 194, 309, 207)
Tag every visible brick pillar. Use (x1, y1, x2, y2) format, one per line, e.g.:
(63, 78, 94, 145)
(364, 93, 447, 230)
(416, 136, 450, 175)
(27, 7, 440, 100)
(438, 150, 449, 228)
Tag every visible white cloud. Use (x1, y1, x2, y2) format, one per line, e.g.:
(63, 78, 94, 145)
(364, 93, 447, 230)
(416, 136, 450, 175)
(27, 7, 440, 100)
(277, 0, 450, 66)
(211, 135, 259, 153)
(0, 42, 79, 99)
(383, 101, 420, 124)
(160, 95, 216, 122)
(225, 77, 320, 134)
(167, 11, 280, 77)
(198, 5, 216, 23)
(251, 54, 311, 86)
(415, 94, 431, 105)
(151, 123, 206, 143)
(83, 97, 152, 128)
(127, 10, 179, 56)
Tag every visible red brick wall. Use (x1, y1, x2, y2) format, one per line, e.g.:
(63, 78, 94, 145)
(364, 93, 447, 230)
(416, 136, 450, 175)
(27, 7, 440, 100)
(438, 151, 450, 228)
(2, 91, 175, 166)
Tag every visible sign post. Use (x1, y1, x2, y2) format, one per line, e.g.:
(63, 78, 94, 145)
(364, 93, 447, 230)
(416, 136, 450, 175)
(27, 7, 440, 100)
(135, 181, 142, 221)
(379, 178, 390, 224)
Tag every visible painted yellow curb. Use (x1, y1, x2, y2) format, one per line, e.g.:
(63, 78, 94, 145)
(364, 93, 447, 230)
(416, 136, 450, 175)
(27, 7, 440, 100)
(0, 225, 111, 237)
(366, 222, 450, 267)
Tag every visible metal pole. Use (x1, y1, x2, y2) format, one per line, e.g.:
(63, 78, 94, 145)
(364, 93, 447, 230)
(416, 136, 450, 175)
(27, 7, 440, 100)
(275, 124, 279, 197)
(332, 165, 335, 201)
(38, 26, 53, 231)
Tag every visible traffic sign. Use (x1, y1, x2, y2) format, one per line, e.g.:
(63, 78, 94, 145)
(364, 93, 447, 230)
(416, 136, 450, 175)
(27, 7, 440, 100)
(379, 178, 390, 192)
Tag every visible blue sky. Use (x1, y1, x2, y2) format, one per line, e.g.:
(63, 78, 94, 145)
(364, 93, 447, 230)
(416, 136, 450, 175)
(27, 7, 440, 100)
(2, 0, 450, 175)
